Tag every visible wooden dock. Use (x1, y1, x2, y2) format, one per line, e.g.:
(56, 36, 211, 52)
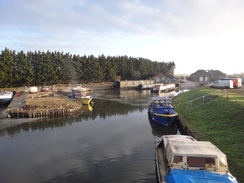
(6, 92, 82, 118)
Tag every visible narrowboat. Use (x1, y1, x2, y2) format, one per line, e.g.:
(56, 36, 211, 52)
(151, 84, 175, 93)
(155, 135, 238, 183)
(137, 84, 155, 90)
(148, 97, 178, 126)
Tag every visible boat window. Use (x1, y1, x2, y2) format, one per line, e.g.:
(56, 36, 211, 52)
(187, 157, 205, 167)
(219, 157, 227, 168)
(173, 156, 183, 165)
(187, 157, 216, 168)
(205, 158, 216, 168)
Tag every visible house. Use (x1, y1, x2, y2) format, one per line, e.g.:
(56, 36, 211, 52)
(153, 73, 170, 83)
(189, 70, 226, 82)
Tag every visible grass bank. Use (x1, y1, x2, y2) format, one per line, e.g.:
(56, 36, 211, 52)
(172, 87, 244, 182)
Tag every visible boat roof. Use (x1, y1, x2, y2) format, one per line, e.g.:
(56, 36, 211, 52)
(152, 97, 170, 101)
(164, 135, 226, 158)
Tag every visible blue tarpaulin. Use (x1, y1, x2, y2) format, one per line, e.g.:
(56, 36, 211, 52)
(165, 169, 238, 183)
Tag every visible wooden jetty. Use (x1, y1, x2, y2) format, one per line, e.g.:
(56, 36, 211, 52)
(6, 91, 82, 118)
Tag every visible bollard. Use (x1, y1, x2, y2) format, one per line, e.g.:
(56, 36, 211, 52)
(226, 91, 229, 99)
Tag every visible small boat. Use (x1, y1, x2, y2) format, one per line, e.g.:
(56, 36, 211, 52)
(155, 135, 238, 183)
(76, 95, 92, 105)
(0, 92, 14, 106)
(72, 88, 92, 105)
(148, 97, 178, 126)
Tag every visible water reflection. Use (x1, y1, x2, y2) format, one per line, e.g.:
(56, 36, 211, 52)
(0, 89, 189, 183)
(148, 113, 178, 137)
(0, 108, 156, 183)
(0, 106, 7, 118)
(92, 89, 152, 106)
(81, 104, 93, 111)
(0, 97, 148, 136)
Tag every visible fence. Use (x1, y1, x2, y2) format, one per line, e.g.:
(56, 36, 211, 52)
(186, 90, 226, 106)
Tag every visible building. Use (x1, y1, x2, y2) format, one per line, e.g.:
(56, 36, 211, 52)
(153, 73, 171, 83)
(189, 70, 226, 82)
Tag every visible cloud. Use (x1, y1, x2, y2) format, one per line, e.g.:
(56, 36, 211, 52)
(1, 0, 244, 74)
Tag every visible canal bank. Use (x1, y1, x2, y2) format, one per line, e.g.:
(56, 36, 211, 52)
(172, 86, 244, 182)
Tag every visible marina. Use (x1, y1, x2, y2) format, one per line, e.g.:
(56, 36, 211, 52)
(0, 89, 162, 183)
(0, 81, 242, 183)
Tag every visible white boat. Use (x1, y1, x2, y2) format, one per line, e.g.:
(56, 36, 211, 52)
(155, 135, 238, 183)
(137, 84, 155, 90)
(0, 91, 14, 106)
(151, 84, 175, 93)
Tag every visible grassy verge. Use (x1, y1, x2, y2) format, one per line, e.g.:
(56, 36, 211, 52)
(172, 87, 244, 182)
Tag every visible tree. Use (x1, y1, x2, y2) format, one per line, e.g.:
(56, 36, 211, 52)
(0, 48, 176, 86)
(0, 48, 15, 87)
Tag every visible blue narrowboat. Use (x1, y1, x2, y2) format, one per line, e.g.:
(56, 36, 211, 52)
(148, 97, 178, 126)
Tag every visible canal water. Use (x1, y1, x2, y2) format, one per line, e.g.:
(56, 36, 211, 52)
(0, 90, 183, 183)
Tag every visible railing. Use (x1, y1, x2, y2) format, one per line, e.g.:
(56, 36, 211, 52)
(186, 90, 226, 106)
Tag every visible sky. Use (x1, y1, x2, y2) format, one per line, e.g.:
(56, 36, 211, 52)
(1, 0, 244, 75)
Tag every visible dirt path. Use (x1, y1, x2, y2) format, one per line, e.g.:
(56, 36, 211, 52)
(178, 80, 200, 90)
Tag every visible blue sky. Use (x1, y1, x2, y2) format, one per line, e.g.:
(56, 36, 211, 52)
(1, 0, 244, 75)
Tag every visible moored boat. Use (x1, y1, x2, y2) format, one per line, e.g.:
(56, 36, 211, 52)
(155, 135, 238, 183)
(72, 88, 92, 105)
(137, 84, 155, 90)
(0, 91, 14, 106)
(148, 97, 178, 126)
(76, 95, 92, 105)
(151, 84, 175, 93)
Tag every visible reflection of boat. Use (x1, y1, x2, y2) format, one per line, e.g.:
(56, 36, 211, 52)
(155, 135, 238, 183)
(81, 103, 93, 111)
(148, 97, 178, 126)
(0, 92, 14, 106)
(148, 113, 177, 136)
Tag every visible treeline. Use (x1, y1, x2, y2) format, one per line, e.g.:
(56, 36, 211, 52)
(0, 48, 175, 87)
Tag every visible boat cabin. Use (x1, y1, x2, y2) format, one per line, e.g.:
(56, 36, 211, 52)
(151, 97, 172, 107)
(162, 135, 229, 173)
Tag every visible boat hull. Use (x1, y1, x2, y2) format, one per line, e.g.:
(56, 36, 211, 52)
(148, 106, 178, 126)
(149, 112, 178, 126)
(0, 98, 12, 106)
(0, 92, 13, 106)
(77, 98, 92, 105)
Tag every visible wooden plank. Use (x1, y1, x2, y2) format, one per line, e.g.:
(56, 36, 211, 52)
(156, 147, 167, 183)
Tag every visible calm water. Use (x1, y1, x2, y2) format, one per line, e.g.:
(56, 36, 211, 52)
(0, 90, 181, 183)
